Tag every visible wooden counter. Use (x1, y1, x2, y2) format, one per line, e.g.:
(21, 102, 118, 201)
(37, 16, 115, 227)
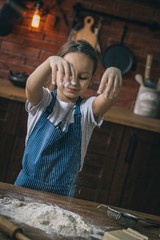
(0, 78, 160, 133)
(104, 106, 160, 133)
(0, 182, 160, 240)
(0, 79, 26, 102)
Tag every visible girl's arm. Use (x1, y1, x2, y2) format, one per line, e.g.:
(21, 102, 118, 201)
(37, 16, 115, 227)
(25, 56, 75, 107)
(25, 57, 51, 106)
(92, 67, 122, 116)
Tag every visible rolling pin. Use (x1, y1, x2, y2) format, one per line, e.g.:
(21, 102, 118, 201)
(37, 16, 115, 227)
(0, 215, 31, 240)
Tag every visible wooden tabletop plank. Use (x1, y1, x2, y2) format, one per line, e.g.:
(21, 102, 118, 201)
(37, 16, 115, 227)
(0, 182, 159, 240)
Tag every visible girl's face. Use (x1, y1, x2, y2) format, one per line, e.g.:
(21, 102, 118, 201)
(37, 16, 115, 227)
(57, 52, 94, 103)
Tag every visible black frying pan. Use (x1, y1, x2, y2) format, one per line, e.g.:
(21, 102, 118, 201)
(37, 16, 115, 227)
(101, 25, 133, 74)
(0, 1, 25, 36)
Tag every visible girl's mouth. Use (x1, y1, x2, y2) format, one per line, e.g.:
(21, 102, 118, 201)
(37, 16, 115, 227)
(66, 88, 79, 93)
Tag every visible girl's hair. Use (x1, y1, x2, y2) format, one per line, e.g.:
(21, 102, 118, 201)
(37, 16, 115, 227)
(57, 40, 98, 75)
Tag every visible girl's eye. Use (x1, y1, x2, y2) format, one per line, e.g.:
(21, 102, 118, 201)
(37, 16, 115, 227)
(79, 77, 88, 80)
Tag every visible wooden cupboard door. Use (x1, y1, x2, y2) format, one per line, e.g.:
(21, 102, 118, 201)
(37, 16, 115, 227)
(0, 98, 27, 183)
(0, 98, 9, 131)
(0, 98, 21, 134)
(119, 127, 160, 215)
(75, 120, 160, 215)
(75, 121, 125, 203)
(106, 127, 137, 206)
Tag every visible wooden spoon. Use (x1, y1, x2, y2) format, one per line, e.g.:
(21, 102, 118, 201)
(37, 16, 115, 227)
(156, 78, 160, 91)
(135, 74, 144, 86)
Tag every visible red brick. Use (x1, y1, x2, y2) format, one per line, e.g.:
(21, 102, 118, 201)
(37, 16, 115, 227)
(0, 59, 34, 75)
(0, 69, 9, 80)
(1, 41, 40, 57)
(111, 21, 150, 35)
(117, 2, 154, 19)
(0, 34, 24, 44)
(115, 97, 132, 109)
(82, 89, 97, 98)
(92, 1, 117, 10)
(24, 38, 60, 52)
(12, 24, 44, 40)
(130, 100, 136, 110)
(44, 31, 67, 45)
(26, 57, 43, 68)
(40, 50, 57, 60)
(125, 33, 159, 49)
(71, 0, 93, 9)
(144, 46, 160, 59)
(0, 51, 25, 64)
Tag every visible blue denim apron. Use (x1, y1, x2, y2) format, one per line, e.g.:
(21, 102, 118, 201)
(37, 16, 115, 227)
(15, 90, 82, 197)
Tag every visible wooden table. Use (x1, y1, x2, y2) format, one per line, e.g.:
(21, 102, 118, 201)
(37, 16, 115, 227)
(0, 182, 160, 240)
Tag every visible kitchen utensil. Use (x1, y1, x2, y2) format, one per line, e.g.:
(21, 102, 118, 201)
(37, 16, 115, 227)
(0, 0, 25, 36)
(101, 25, 134, 74)
(107, 206, 160, 228)
(71, 16, 97, 48)
(9, 71, 28, 88)
(68, 11, 80, 41)
(144, 54, 156, 88)
(0, 215, 31, 240)
(135, 74, 144, 86)
(144, 54, 152, 81)
(134, 85, 160, 118)
(56, 0, 68, 27)
(156, 78, 160, 91)
(94, 17, 103, 53)
(144, 79, 157, 89)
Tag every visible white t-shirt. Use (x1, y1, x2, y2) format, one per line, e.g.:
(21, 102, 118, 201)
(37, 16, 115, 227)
(25, 88, 103, 170)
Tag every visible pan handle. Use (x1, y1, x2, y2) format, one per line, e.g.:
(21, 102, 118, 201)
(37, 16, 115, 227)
(120, 25, 128, 44)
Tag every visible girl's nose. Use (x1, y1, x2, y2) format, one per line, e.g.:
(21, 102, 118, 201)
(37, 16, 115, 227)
(71, 75, 78, 86)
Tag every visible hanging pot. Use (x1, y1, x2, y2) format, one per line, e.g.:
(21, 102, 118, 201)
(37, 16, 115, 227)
(101, 25, 134, 74)
(0, 0, 25, 36)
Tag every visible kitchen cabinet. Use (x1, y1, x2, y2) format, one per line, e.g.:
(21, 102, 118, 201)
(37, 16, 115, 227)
(0, 95, 160, 215)
(75, 121, 160, 215)
(0, 97, 27, 183)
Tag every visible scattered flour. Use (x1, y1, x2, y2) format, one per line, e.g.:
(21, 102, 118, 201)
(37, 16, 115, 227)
(0, 197, 103, 239)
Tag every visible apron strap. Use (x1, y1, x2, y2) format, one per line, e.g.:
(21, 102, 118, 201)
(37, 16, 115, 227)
(45, 90, 57, 115)
(75, 96, 82, 116)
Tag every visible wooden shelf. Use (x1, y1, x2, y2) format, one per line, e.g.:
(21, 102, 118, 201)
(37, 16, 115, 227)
(104, 106, 160, 133)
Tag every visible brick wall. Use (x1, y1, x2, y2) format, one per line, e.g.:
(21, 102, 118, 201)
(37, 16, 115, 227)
(0, 0, 160, 110)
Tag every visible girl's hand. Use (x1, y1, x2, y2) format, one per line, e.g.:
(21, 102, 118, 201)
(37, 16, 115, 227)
(97, 67, 122, 100)
(49, 56, 76, 88)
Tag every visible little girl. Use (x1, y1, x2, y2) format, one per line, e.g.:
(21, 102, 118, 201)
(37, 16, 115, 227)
(15, 40, 122, 197)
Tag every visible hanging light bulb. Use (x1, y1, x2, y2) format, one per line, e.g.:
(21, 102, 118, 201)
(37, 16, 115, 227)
(31, 2, 41, 28)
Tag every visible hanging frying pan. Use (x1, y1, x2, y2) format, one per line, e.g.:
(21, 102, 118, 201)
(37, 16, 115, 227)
(101, 25, 133, 74)
(0, 0, 25, 36)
